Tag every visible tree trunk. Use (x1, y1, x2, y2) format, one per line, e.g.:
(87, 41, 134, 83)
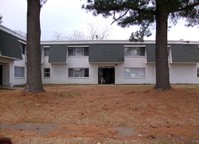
(154, 0, 172, 90)
(25, 0, 45, 92)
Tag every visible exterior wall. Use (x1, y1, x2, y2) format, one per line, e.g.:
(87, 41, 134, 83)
(170, 64, 199, 84)
(41, 49, 199, 85)
(2, 24, 199, 86)
(2, 64, 10, 86)
(12, 55, 26, 86)
(41, 54, 157, 85)
(1, 36, 199, 86)
(115, 57, 155, 84)
(42, 56, 97, 84)
(0, 57, 14, 86)
(89, 63, 117, 84)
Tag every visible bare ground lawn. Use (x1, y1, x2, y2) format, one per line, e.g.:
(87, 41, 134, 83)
(0, 85, 199, 144)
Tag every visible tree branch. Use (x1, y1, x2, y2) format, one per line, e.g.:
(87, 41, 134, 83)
(111, 9, 129, 25)
(172, 2, 199, 13)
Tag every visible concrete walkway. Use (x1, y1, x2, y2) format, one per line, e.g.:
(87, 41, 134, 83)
(0, 123, 135, 139)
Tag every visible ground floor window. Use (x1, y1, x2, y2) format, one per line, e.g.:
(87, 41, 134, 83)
(14, 66, 25, 78)
(44, 68, 50, 78)
(124, 68, 145, 78)
(68, 68, 89, 77)
(197, 68, 199, 77)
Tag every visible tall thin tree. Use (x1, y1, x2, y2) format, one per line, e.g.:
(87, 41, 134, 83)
(25, 0, 45, 92)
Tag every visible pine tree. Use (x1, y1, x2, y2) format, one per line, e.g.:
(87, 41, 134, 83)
(84, 0, 199, 90)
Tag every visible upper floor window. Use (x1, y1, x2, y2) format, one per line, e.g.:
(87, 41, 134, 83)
(124, 47, 145, 56)
(68, 47, 89, 56)
(43, 47, 50, 56)
(14, 66, 25, 78)
(19, 43, 26, 55)
(68, 68, 89, 77)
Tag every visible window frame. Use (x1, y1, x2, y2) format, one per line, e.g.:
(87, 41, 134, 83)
(68, 46, 89, 57)
(43, 47, 50, 57)
(14, 66, 25, 78)
(124, 67, 145, 79)
(68, 68, 89, 78)
(124, 45, 145, 57)
(44, 68, 50, 78)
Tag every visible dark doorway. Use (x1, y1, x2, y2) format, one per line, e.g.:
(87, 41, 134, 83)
(98, 67, 115, 84)
(0, 65, 2, 86)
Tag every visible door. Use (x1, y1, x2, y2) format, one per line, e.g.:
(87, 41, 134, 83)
(98, 67, 115, 84)
(0, 65, 2, 86)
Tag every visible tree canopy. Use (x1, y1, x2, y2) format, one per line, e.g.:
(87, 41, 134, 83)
(84, 0, 199, 41)
(84, 0, 199, 90)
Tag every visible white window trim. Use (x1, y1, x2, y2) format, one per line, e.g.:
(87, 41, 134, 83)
(14, 66, 25, 78)
(124, 45, 145, 47)
(68, 68, 89, 78)
(123, 67, 146, 79)
(68, 47, 89, 57)
(44, 68, 50, 78)
(68, 45, 89, 48)
(124, 47, 146, 57)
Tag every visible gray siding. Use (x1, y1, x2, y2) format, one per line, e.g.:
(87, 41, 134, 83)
(89, 44, 124, 63)
(146, 44, 155, 63)
(0, 29, 22, 59)
(48, 45, 67, 63)
(171, 44, 199, 63)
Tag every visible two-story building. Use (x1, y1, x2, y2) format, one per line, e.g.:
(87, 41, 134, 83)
(1, 25, 199, 86)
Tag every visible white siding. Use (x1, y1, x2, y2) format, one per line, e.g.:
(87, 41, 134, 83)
(42, 56, 97, 84)
(9, 44, 199, 86)
(13, 55, 26, 85)
(170, 64, 199, 84)
(2, 64, 10, 86)
(41, 55, 199, 85)
(115, 57, 155, 84)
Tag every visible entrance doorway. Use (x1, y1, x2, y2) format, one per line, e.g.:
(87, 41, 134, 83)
(98, 67, 115, 84)
(0, 65, 2, 86)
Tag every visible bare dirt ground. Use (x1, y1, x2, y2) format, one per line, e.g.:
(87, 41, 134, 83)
(0, 85, 199, 144)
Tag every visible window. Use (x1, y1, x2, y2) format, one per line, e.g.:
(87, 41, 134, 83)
(68, 68, 89, 77)
(124, 47, 145, 56)
(44, 68, 50, 78)
(197, 68, 199, 77)
(20, 43, 26, 54)
(44, 47, 50, 56)
(124, 68, 145, 78)
(68, 47, 89, 56)
(15, 66, 25, 78)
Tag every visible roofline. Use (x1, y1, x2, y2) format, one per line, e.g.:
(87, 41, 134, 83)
(170, 62, 198, 64)
(0, 25, 198, 45)
(89, 62, 124, 64)
(41, 40, 199, 45)
(0, 25, 26, 41)
(0, 55, 20, 61)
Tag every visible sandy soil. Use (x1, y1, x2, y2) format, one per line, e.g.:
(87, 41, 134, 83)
(0, 85, 199, 144)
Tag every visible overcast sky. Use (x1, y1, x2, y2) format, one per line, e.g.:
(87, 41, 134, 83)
(1, 0, 199, 41)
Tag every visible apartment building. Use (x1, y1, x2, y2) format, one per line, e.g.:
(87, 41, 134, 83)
(1, 25, 199, 86)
